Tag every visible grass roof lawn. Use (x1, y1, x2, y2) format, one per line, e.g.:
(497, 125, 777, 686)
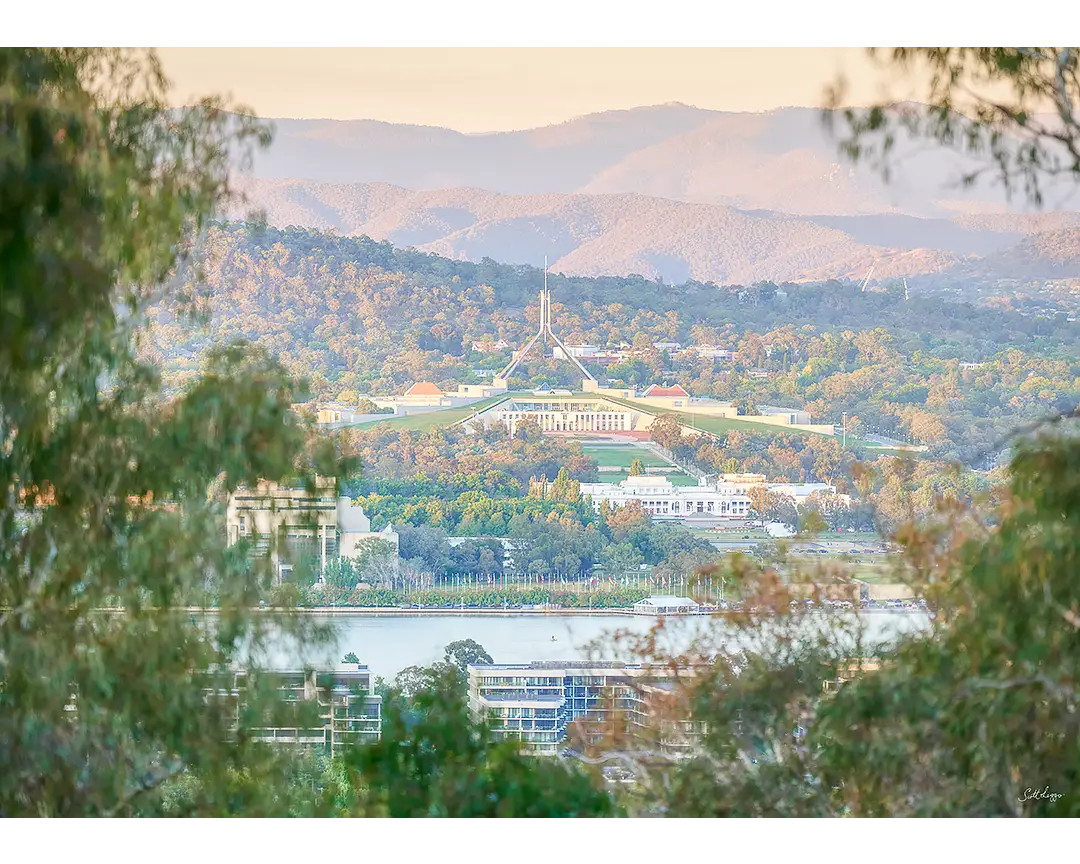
(674, 411, 832, 438)
(351, 395, 509, 432)
(599, 395, 831, 440)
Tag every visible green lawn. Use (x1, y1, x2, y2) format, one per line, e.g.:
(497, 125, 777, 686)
(857, 446, 926, 460)
(785, 553, 902, 583)
(598, 395, 831, 440)
(351, 395, 509, 432)
(801, 531, 885, 543)
(673, 411, 832, 438)
(581, 445, 668, 469)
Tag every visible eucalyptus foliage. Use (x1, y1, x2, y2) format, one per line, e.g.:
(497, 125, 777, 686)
(0, 47, 338, 817)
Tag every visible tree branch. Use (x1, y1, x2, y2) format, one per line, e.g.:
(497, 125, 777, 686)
(103, 757, 186, 817)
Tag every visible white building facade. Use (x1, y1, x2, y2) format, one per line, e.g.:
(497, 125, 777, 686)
(486, 395, 654, 435)
(580, 475, 752, 520)
(579, 476, 841, 522)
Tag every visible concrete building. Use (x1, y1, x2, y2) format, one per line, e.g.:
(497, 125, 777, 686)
(210, 664, 382, 751)
(314, 403, 393, 426)
(483, 393, 656, 436)
(366, 381, 508, 415)
(759, 405, 813, 426)
(580, 475, 753, 520)
(464, 387, 835, 438)
(580, 380, 636, 399)
(226, 479, 399, 582)
(467, 661, 699, 756)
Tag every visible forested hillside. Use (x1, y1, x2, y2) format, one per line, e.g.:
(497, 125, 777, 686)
(148, 223, 1080, 464)
(232, 179, 962, 285)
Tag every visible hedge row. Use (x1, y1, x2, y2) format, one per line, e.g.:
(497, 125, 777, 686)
(295, 585, 652, 609)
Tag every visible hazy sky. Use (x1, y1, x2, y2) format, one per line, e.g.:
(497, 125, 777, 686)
(158, 48, 913, 132)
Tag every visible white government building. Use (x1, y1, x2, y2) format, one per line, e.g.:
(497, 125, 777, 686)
(580, 475, 838, 522)
(581, 475, 753, 519)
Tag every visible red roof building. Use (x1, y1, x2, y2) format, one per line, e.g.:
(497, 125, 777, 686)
(404, 382, 444, 397)
(643, 384, 690, 398)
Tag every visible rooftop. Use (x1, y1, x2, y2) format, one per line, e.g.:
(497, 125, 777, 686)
(643, 384, 690, 398)
(404, 381, 444, 396)
(635, 596, 700, 608)
(229, 665, 373, 676)
(623, 476, 672, 487)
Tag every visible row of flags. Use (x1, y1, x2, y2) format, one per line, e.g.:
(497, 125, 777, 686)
(399, 572, 695, 588)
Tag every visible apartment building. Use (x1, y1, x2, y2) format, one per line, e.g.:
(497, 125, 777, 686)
(226, 478, 399, 582)
(208, 664, 382, 752)
(466, 661, 699, 756)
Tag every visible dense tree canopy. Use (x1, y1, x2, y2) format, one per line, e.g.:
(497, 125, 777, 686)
(136, 221, 1080, 469)
(0, 47, 346, 816)
(6, 44, 1080, 821)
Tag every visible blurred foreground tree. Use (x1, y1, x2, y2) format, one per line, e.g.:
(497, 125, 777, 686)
(0, 48, 340, 816)
(346, 662, 615, 817)
(829, 48, 1080, 207)
(618, 430, 1076, 816)
(596, 54, 1080, 816)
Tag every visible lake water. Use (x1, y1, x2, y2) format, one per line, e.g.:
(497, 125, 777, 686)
(257, 612, 931, 679)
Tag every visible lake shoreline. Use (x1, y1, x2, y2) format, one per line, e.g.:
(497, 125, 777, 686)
(174, 606, 929, 618)
(267, 606, 640, 617)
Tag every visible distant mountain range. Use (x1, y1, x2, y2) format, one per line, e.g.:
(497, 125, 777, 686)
(231, 104, 1080, 285)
